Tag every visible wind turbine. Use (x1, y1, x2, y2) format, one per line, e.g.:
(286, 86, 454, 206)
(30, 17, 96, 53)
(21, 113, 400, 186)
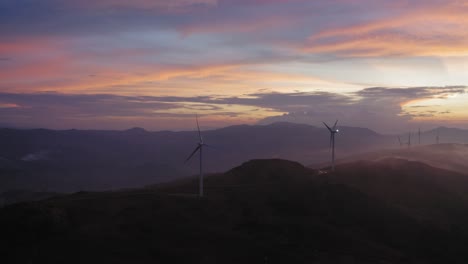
(418, 127, 421, 145)
(323, 120, 339, 172)
(398, 136, 403, 147)
(185, 115, 206, 197)
(407, 132, 411, 148)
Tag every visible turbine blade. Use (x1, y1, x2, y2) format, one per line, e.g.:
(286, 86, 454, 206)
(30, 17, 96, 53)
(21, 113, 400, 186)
(196, 114, 202, 142)
(323, 122, 332, 132)
(332, 120, 338, 130)
(185, 145, 201, 163)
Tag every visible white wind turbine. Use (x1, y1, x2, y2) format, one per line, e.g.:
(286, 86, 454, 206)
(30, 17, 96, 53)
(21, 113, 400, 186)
(323, 120, 339, 172)
(185, 115, 207, 197)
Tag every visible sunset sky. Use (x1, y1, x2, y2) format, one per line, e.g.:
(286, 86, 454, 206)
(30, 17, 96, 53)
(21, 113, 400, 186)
(1, 0, 467, 133)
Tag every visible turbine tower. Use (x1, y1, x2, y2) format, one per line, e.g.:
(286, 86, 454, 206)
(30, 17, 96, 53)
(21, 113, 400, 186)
(398, 136, 403, 147)
(323, 120, 339, 172)
(418, 128, 421, 145)
(185, 115, 206, 197)
(408, 132, 411, 148)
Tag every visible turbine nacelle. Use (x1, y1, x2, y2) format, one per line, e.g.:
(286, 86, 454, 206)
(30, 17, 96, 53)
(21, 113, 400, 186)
(323, 120, 339, 133)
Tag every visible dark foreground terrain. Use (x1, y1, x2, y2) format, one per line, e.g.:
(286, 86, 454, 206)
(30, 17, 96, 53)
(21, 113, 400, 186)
(2, 158, 468, 263)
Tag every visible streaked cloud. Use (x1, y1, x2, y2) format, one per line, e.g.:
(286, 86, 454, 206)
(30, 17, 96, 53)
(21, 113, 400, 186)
(0, 86, 465, 132)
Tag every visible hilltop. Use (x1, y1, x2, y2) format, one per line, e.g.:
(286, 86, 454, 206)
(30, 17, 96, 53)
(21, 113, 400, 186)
(313, 143, 468, 175)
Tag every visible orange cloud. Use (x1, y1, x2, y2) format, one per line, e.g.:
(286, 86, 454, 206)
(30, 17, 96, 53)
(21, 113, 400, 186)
(0, 103, 19, 108)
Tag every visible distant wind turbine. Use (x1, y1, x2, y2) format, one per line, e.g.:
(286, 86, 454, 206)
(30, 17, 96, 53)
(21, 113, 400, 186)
(185, 115, 207, 197)
(408, 132, 411, 148)
(323, 120, 339, 172)
(418, 128, 421, 145)
(397, 136, 403, 147)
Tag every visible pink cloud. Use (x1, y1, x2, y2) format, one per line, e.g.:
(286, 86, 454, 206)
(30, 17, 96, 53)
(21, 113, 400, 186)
(302, 1, 468, 57)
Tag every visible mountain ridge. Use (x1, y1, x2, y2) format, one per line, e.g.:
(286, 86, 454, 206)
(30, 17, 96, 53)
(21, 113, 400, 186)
(1, 122, 468, 193)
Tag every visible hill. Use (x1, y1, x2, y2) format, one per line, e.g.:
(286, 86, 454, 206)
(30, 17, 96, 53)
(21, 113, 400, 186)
(313, 143, 468, 175)
(329, 158, 468, 227)
(0, 189, 61, 206)
(2, 159, 468, 263)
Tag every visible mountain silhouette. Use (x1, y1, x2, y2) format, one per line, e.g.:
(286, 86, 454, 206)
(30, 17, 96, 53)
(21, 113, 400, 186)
(1, 123, 468, 194)
(0, 123, 391, 193)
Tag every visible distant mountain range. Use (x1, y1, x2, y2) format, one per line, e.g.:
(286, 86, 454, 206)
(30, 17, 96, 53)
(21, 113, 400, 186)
(2, 158, 468, 263)
(1, 122, 468, 193)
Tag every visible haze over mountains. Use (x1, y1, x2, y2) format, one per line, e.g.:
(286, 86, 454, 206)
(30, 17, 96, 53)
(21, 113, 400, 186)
(1, 122, 468, 195)
(316, 143, 468, 175)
